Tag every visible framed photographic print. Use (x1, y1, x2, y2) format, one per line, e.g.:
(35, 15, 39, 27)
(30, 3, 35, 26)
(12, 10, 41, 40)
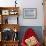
(2, 10, 9, 15)
(8, 16, 18, 24)
(2, 28, 13, 41)
(0, 15, 1, 24)
(23, 8, 37, 19)
(0, 32, 1, 41)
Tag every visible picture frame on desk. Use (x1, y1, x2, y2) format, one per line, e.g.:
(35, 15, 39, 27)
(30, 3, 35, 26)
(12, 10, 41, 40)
(8, 16, 18, 24)
(0, 15, 1, 24)
(9, 11, 18, 15)
(2, 10, 9, 15)
(23, 8, 37, 19)
(0, 32, 1, 41)
(1, 15, 18, 24)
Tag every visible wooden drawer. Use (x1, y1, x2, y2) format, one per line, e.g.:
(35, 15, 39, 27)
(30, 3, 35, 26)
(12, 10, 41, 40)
(0, 41, 19, 46)
(3, 43, 18, 46)
(0, 41, 2, 46)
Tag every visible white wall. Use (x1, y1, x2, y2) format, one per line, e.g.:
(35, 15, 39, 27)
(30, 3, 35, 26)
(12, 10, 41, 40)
(18, 0, 44, 26)
(0, 0, 15, 7)
(0, 0, 44, 26)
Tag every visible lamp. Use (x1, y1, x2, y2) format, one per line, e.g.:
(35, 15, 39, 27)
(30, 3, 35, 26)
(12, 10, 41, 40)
(13, 28, 18, 41)
(15, 0, 17, 7)
(14, 28, 17, 32)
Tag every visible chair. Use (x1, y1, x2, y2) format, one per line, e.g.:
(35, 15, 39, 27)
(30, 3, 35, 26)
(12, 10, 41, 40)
(21, 28, 41, 46)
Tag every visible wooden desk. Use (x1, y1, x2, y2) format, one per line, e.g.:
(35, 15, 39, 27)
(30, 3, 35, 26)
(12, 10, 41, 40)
(0, 41, 2, 46)
(0, 40, 19, 46)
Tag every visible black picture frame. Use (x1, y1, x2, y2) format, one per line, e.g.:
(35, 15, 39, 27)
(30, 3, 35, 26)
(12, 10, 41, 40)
(23, 8, 37, 19)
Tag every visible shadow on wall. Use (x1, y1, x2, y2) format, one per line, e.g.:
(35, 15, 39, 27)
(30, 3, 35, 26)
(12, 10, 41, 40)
(18, 26, 43, 44)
